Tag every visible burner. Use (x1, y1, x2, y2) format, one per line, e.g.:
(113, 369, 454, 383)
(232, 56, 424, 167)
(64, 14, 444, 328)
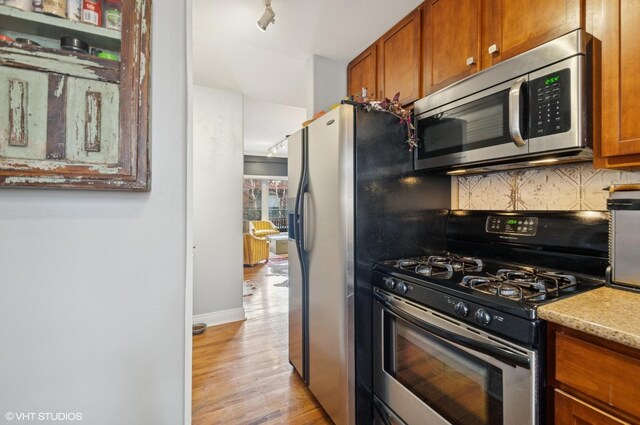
(415, 264, 433, 275)
(495, 283, 519, 298)
(461, 268, 580, 301)
(497, 269, 534, 281)
(427, 255, 484, 272)
(398, 260, 419, 268)
(391, 257, 455, 278)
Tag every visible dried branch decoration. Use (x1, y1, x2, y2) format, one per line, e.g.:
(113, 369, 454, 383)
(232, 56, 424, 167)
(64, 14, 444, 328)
(353, 92, 417, 151)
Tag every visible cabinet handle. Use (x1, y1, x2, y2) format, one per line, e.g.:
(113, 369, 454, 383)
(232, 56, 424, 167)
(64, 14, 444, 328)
(488, 44, 499, 54)
(466, 56, 475, 66)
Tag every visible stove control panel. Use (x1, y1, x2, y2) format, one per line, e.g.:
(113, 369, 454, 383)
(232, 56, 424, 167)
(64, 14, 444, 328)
(486, 216, 538, 236)
(371, 270, 540, 345)
(383, 276, 411, 295)
(474, 308, 492, 326)
(454, 302, 470, 318)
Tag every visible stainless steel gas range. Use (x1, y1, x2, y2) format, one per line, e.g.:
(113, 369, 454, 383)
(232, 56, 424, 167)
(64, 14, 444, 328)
(371, 210, 609, 425)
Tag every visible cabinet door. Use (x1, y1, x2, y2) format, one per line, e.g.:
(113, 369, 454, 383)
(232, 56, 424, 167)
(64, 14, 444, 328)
(378, 8, 421, 105)
(0, 67, 49, 161)
(0, 0, 150, 190)
(65, 78, 120, 166)
(595, 0, 640, 169)
(487, 0, 583, 65)
(555, 390, 629, 425)
(424, 0, 481, 95)
(347, 45, 377, 100)
(554, 331, 640, 419)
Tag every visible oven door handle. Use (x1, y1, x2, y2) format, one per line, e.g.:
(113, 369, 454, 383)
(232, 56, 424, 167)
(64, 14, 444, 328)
(374, 397, 407, 425)
(375, 293, 531, 369)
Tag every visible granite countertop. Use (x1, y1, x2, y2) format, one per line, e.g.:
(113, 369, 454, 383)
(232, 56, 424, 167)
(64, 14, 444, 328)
(538, 286, 640, 351)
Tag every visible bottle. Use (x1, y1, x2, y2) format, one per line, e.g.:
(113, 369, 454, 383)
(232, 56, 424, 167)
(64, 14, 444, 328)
(5, 0, 33, 10)
(103, 0, 122, 31)
(43, 0, 67, 18)
(67, 0, 81, 21)
(81, 0, 101, 26)
(60, 36, 89, 54)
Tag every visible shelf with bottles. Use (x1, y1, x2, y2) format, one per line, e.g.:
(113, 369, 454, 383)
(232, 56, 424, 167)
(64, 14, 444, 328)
(0, 3, 120, 54)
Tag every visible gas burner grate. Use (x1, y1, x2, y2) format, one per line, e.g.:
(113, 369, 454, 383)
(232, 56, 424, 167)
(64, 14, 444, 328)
(391, 257, 454, 279)
(461, 269, 579, 301)
(388, 255, 483, 275)
(427, 255, 484, 272)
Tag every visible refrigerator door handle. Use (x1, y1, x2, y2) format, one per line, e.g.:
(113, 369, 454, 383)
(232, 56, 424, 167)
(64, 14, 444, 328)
(302, 191, 311, 252)
(294, 179, 303, 251)
(294, 134, 307, 257)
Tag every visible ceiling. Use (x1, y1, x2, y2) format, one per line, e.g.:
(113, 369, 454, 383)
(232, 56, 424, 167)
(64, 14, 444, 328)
(192, 0, 423, 155)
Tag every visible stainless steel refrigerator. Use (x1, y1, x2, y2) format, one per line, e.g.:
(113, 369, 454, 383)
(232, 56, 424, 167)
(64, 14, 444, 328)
(288, 103, 450, 425)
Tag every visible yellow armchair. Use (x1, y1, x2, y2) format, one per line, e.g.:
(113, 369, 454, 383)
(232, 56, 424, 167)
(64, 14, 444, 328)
(249, 220, 280, 238)
(243, 233, 270, 266)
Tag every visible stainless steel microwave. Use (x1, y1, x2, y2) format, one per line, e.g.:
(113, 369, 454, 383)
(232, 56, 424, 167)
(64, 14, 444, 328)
(414, 30, 593, 174)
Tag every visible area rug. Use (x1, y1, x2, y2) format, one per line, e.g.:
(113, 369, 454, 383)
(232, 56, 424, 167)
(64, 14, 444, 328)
(274, 279, 289, 288)
(243, 280, 256, 297)
(266, 259, 288, 278)
(268, 254, 289, 265)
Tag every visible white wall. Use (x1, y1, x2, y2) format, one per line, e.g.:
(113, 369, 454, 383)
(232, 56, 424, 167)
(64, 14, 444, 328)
(243, 98, 306, 157)
(306, 55, 348, 119)
(0, 2, 188, 424)
(192, 86, 245, 322)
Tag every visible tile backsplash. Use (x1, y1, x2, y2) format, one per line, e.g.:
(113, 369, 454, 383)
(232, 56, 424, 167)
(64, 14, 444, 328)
(456, 163, 640, 211)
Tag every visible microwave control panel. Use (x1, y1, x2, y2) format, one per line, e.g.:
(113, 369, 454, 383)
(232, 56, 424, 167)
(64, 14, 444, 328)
(529, 68, 571, 138)
(486, 216, 539, 236)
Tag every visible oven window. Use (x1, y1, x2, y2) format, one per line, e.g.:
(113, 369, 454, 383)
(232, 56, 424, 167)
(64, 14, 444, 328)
(384, 313, 503, 425)
(416, 89, 511, 159)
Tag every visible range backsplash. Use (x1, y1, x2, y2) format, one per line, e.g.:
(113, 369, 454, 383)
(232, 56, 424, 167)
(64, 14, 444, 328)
(455, 163, 640, 211)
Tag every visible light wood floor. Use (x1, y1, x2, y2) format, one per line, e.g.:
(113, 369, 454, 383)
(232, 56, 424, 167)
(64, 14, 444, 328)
(192, 259, 333, 425)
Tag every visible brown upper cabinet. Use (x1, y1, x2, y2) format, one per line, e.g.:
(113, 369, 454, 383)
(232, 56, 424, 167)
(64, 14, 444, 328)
(593, 0, 640, 170)
(485, 0, 584, 66)
(347, 44, 377, 101)
(424, 0, 481, 95)
(347, 6, 422, 106)
(0, 0, 151, 190)
(423, 0, 584, 95)
(378, 7, 422, 105)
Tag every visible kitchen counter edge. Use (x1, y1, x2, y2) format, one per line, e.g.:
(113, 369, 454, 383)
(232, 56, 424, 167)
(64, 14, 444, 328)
(538, 286, 640, 350)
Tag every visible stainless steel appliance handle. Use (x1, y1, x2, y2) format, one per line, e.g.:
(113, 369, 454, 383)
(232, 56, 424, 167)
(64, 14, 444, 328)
(374, 397, 407, 425)
(295, 139, 307, 258)
(509, 77, 527, 147)
(374, 292, 531, 369)
(302, 191, 310, 252)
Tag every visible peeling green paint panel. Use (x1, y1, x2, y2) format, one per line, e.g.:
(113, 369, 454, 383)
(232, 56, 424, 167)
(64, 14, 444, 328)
(0, 66, 48, 160)
(65, 77, 119, 165)
(0, 44, 120, 84)
(0, 0, 150, 190)
(8, 78, 28, 147)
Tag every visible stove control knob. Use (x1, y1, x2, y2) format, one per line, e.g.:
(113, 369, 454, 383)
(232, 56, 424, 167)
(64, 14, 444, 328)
(383, 277, 396, 290)
(454, 302, 469, 318)
(474, 308, 492, 326)
(396, 281, 408, 294)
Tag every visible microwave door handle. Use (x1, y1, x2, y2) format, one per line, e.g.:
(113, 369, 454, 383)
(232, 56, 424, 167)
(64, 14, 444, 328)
(509, 77, 527, 147)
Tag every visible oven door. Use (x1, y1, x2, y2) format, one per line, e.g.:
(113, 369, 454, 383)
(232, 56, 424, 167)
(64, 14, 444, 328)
(414, 76, 528, 171)
(373, 289, 539, 425)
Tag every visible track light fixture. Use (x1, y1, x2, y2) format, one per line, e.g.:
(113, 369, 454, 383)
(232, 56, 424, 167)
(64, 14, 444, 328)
(257, 0, 275, 32)
(267, 137, 287, 156)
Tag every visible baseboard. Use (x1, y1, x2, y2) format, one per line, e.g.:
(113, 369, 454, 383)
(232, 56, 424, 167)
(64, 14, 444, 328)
(193, 307, 246, 327)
